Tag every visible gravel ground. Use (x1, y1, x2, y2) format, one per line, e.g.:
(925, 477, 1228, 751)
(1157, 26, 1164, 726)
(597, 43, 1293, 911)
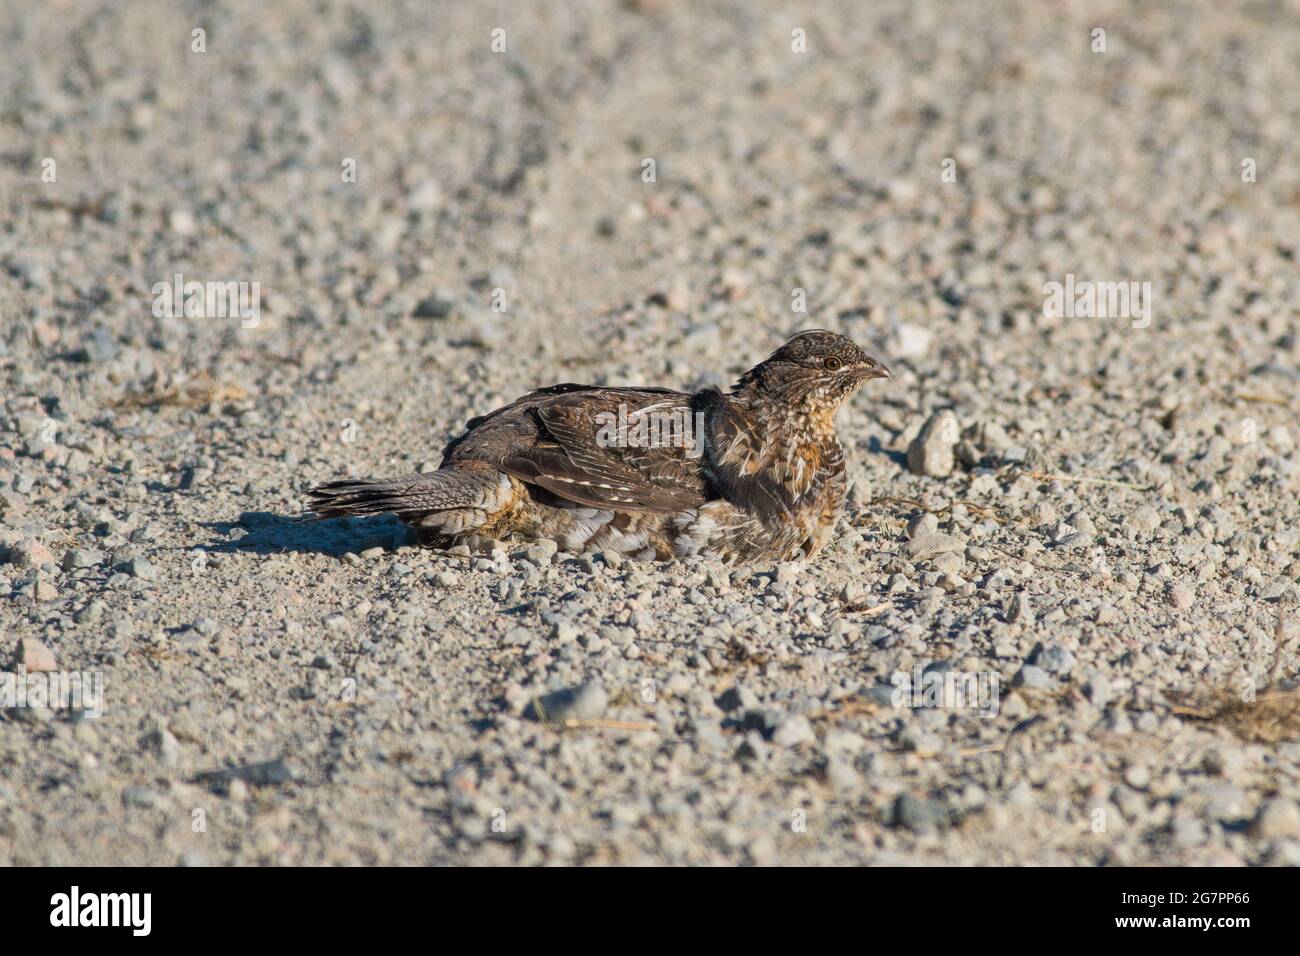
(2, 0, 1300, 866)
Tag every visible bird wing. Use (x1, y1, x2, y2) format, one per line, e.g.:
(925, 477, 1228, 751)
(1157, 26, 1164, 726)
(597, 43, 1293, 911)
(694, 387, 797, 522)
(494, 388, 710, 512)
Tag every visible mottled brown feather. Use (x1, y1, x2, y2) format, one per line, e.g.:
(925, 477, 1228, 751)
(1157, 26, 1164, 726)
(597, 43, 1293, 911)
(308, 331, 891, 563)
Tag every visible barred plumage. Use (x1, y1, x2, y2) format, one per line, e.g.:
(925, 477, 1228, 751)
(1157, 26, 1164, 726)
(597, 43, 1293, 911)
(308, 330, 890, 563)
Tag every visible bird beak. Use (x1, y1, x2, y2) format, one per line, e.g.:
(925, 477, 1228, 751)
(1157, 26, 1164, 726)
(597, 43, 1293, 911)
(864, 361, 891, 380)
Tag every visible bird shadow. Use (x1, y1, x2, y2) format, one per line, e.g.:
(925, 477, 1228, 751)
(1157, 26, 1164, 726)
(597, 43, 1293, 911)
(197, 511, 411, 558)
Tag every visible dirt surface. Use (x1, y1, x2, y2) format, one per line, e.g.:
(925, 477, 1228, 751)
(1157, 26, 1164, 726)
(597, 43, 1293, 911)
(2, 0, 1300, 865)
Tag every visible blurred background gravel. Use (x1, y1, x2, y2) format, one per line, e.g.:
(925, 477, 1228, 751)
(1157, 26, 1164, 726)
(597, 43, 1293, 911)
(1, 0, 1299, 865)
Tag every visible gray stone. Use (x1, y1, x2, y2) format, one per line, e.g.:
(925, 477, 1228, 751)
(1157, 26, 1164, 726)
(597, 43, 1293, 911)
(141, 727, 181, 766)
(1129, 505, 1162, 533)
(691, 719, 728, 752)
(524, 681, 607, 723)
(894, 793, 949, 832)
(1171, 816, 1208, 848)
(898, 724, 942, 756)
(1202, 747, 1245, 779)
(1250, 797, 1300, 840)
(61, 548, 104, 571)
(1082, 671, 1113, 707)
(771, 714, 815, 748)
(193, 617, 220, 637)
(907, 409, 959, 477)
(1006, 593, 1034, 624)
(906, 513, 939, 540)
(7, 539, 54, 569)
(1013, 665, 1056, 691)
(905, 532, 965, 561)
(121, 786, 163, 809)
(1122, 763, 1150, 789)
(1033, 642, 1076, 675)
(825, 756, 861, 791)
(125, 556, 157, 580)
(1201, 783, 1249, 822)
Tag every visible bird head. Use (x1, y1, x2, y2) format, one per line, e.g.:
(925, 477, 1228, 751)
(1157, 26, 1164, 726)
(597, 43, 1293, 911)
(732, 330, 891, 417)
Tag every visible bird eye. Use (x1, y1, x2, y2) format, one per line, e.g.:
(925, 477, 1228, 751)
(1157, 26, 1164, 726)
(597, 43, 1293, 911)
(823, 356, 843, 371)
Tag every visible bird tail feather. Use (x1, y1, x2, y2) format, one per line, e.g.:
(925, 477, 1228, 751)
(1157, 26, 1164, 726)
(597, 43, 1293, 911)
(307, 466, 504, 521)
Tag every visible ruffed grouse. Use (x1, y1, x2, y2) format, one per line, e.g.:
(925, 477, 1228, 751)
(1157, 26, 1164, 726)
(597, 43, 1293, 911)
(309, 330, 890, 563)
